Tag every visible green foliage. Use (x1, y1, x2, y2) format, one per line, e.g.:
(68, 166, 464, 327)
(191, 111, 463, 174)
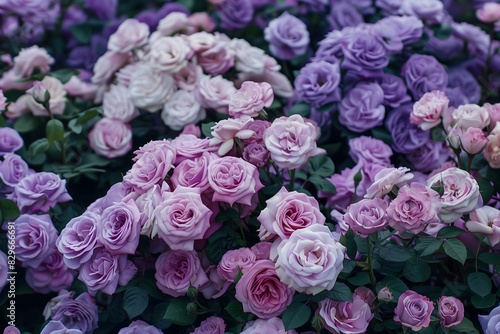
(281, 302, 311, 330)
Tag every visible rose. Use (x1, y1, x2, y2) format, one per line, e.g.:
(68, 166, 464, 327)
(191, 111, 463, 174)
(217, 247, 257, 282)
(257, 186, 325, 240)
(411, 90, 449, 131)
(208, 156, 264, 206)
(235, 260, 294, 319)
(485, 122, 500, 168)
(88, 118, 132, 158)
(484, 104, 500, 127)
(328, 1, 363, 31)
(102, 84, 139, 122)
(64, 75, 97, 101)
(134, 183, 167, 238)
(364, 167, 414, 199)
(194, 74, 236, 114)
(438, 296, 464, 328)
(375, 73, 411, 108)
(154, 250, 209, 297)
(386, 104, 430, 154)
(0, 153, 31, 188)
(25, 76, 66, 116)
(264, 114, 323, 170)
(161, 90, 205, 131)
(190, 317, 226, 334)
(40, 321, 82, 334)
(12, 45, 54, 77)
(319, 297, 373, 334)
(50, 292, 98, 334)
(243, 143, 270, 167)
(242, 120, 271, 144)
(128, 64, 176, 112)
(188, 12, 215, 32)
(477, 2, 500, 23)
(147, 36, 190, 73)
(294, 61, 341, 107)
(171, 135, 217, 164)
(251, 242, 272, 260)
(197, 38, 235, 76)
(118, 320, 162, 334)
(479, 304, 500, 334)
(154, 186, 212, 250)
(458, 127, 488, 155)
(209, 117, 254, 156)
(171, 152, 216, 192)
(156, 12, 190, 36)
(341, 29, 389, 76)
(343, 198, 389, 237)
(0, 127, 23, 155)
(230, 38, 265, 74)
(318, 167, 357, 210)
(108, 19, 149, 53)
(402, 54, 448, 100)
(173, 63, 202, 91)
(427, 167, 481, 223)
(56, 212, 99, 269)
(394, 290, 434, 331)
(91, 51, 130, 85)
(264, 12, 309, 60)
(378, 287, 394, 302)
(374, 15, 423, 50)
(229, 81, 273, 119)
(387, 182, 442, 234)
(338, 82, 385, 133)
(400, 0, 445, 23)
(78, 247, 137, 296)
(219, 0, 254, 30)
(25, 251, 74, 294)
(348, 136, 392, 166)
(241, 317, 296, 334)
(465, 206, 500, 247)
(9, 172, 72, 213)
(275, 224, 346, 295)
(451, 104, 490, 132)
(354, 287, 376, 308)
(98, 200, 141, 255)
(27, 81, 49, 103)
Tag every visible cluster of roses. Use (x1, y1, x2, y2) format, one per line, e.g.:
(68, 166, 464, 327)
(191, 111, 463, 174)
(86, 11, 292, 159)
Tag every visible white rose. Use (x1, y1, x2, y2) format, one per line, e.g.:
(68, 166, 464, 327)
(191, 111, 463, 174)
(26, 76, 66, 116)
(147, 36, 190, 73)
(103, 84, 139, 122)
(194, 74, 236, 114)
(452, 104, 490, 131)
(92, 51, 130, 85)
(161, 90, 205, 131)
(230, 38, 265, 74)
(108, 19, 150, 53)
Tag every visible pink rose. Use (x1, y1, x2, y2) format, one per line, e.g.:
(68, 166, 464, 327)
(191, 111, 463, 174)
(378, 287, 394, 302)
(242, 120, 271, 144)
(171, 134, 217, 164)
(452, 104, 490, 131)
(5, 94, 30, 119)
(173, 62, 203, 91)
(458, 127, 488, 155)
(410, 90, 449, 131)
(134, 183, 167, 238)
(108, 19, 149, 53)
(235, 260, 294, 319)
(465, 206, 500, 246)
(427, 167, 481, 223)
(12, 45, 54, 77)
(154, 250, 209, 297)
(243, 142, 270, 167)
(241, 318, 296, 334)
(484, 104, 500, 128)
(319, 296, 373, 334)
(194, 74, 236, 114)
(438, 296, 464, 328)
(250, 242, 272, 260)
(264, 115, 323, 170)
(103, 85, 139, 122)
(0, 90, 6, 110)
(364, 167, 414, 199)
(154, 186, 212, 250)
(258, 186, 325, 240)
(89, 118, 132, 158)
(157, 12, 190, 36)
(343, 198, 389, 237)
(64, 75, 97, 100)
(209, 117, 255, 156)
(217, 247, 257, 282)
(147, 36, 190, 73)
(485, 122, 500, 168)
(208, 156, 264, 206)
(394, 290, 434, 331)
(118, 320, 162, 334)
(477, 2, 500, 23)
(171, 152, 217, 192)
(197, 38, 234, 75)
(181, 124, 201, 137)
(354, 287, 376, 308)
(275, 224, 345, 295)
(190, 316, 225, 334)
(387, 182, 442, 234)
(228, 81, 274, 119)
(91, 51, 130, 85)
(26, 76, 66, 116)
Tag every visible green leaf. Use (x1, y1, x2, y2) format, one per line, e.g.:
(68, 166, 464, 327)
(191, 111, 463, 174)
(151, 303, 172, 329)
(288, 102, 310, 118)
(404, 259, 431, 283)
(443, 239, 467, 264)
(477, 178, 494, 205)
(431, 127, 446, 142)
(163, 298, 196, 326)
(377, 244, 412, 262)
(49, 69, 79, 84)
(46, 119, 65, 145)
(308, 155, 335, 177)
(450, 317, 479, 333)
(370, 127, 393, 145)
(478, 253, 500, 264)
(76, 108, 102, 125)
(28, 138, 50, 156)
(225, 300, 247, 322)
(348, 272, 371, 286)
(328, 282, 353, 302)
(201, 122, 216, 138)
(437, 226, 463, 238)
(13, 114, 41, 133)
(68, 119, 83, 134)
(0, 199, 20, 221)
(468, 272, 492, 297)
(70, 23, 93, 44)
(415, 238, 442, 257)
(376, 276, 408, 301)
(471, 293, 496, 309)
(309, 175, 336, 193)
(281, 302, 311, 330)
(123, 287, 149, 319)
(433, 23, 452, 40)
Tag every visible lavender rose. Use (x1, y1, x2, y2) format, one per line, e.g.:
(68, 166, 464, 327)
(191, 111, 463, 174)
(319, 296, 373, 334)
(118, 320, 162, 334)
(25, 251, 74, 294)
(219, 0, 254, 30)
(0, 127, 23, 155)
(241, 317, 296, 334)
(102, 84, 139, 122)
(107, 19, 149, 53)
(171, 152, 216, 192)
(479, 304, 500, 334)
(343, 198, 389, 237)
(217, 247, 257, 282)
(376, 73, 411, 108)
(394, 290, 434, 331)
(161, 90, 205, 131)
(407, 140, 450, 173)
(402, 54, 448, 100)
(385, 104, 430, 154)
(349, 136, 392, 166)
(294, 61, 341, 107)
(0, 153, 31, 188)
(40, 320, 83, 334)
(242, 143, 270, 168)
(190, 316, 226, 334)
(438, 296, 464, 328)
(88, 118, 132, 158)
(264, 12, 309, 60)
(50, 292, 98, 334)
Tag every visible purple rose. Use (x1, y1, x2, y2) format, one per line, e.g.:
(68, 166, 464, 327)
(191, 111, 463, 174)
(349, 136, 392, 166)
(446, 68, 480, 107)
(51, 292, 98, 334)
(374, 16, 423, 50)
(78, 247, 137, 296)
(191, 316, 226, 334)
(15, 214, 58, 268)
(56, 212, 99, 269)
(217, 247, 257, 282)
(171, 152, 216, 192)
(0, 153, 32, 188)
(241, 317, 295, 334)
(319, 297, 373, 334)
(85, 0, 116, 20)
(118, 320, 162, 334)
(407, 140, 450, 173)
(343, 198, 389, 237)
(385, 104, 430, 154)
(243, 142, 270, 168)
(0, 127, 23, 155)
(394, 290, 434, 331)
(338, 82, 385, 133)
(439, 296, 464, 328)
(40, 321, 83, 334)
(315, 30, 343, 63)
(425, 28, 464, 61)
(264, 12, 309, 60)
(219, 0, 254, 30)
(318, 167, 357, 210)
(479, 304, 500, 334)
(327, 1, 364, 31)
(402, 54, 448, 100)
(98, 200, 141, 255)
(26, 250, 74, 294)
(88, 118, 132, 159)
(294, 61, 341, 107)
(376, 73, 412, 108)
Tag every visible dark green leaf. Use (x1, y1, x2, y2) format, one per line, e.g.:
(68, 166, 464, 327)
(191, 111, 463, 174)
(76, 108, 102, 125)
(281, 302, 311, 330)
(370, 127, 393, 145)
(309, 175, 336, 193)
(201, 122, 216, 138)
(163, 298, 196, 326)
(348, 272, 371, 286)
(433, 23, 452, 40)
(431, 127, 446, 142)
(328, 282, 353, 302)
(468, 272, 492, 297)
(308, 155, 335, 177)
(437, 227, 464, 238)
(471, 293, 496, 309)
(477, 178, 494, 205)
(14, 114, 41, 133)
(70, 24, 93, 44)
(68, 119, 82, 134)
(478, 253, 500, 264)
(151, 303, 172, 329)
(225, 300, 247, 322)
(404, 259, 431, 283)
(28, 138, 50, 156)
(0, 199, 20, 220)
(377, 244, 412, 262)
(46, 119, 65, 145)
(49, 69, 79, 84)
(123, 287, 149, 319)
(415, 238, 442, 257)
(443, 239, 467, 264)
(288, 102, 310, 118)
(450, 317, 479, 333)
(376, 276, 408, 301)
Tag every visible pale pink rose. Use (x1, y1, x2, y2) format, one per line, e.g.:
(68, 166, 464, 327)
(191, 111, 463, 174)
(147, 36, 190, 73)
(343, 198, 389, 237)
(161, 90, 205, 131)
(134, 183, 168, 238)
(187, 31, 217, 53)
(427, 167, 481, 223)
(64, 76, 97, 100)
(209, 117, 255, 156)
(108, 19, 149, 53)
(0, 69, 32, 92)
(0, 90, 6, 110)
(264, 114, 323, 170)
(27, 81, 49, 104)
(229, 81, 273, 119)
(190, 316, 225, 334)
(477, 2, 500, 23)
(230, 39, 266, 74)
(241, 318, 296, 334)
(188, 12, 216, 32)
(483, 104, 500, 129)
(485, 122, 500, 168)
(155, 250, 208, 297)
(171, 152, 216, 192)
(92, 51, 131, 85)
(378, 287, 394, 302)
(173, 62, 202, 91)
(452, 104, 490, 131)
(250, 242, 272, 260)
(25, 76, 66, 116)
(181, 124, 201, 137)
(115, 63, 139, 88)
(394, 290, 434, 331)
(196, 34, 234, 74)
(458, 127, 488, 154)
(364, 167, 414, 199)
(199, 254, 230, 299)
(157, 12, 190, 36)
(319, 296, 373, 334)
(207, 156, 264, 206)
(171, 134, 217, 164)
(354, 287, 376, 308)
(465, 206, 500, 246)
(12, 45, 54, 77)
(387, 182, 442, 234)
(103, 84, 139, 122)
(258, 186, 325, 240)
(128, 64, 176, 112)
(194, 74, 236, 114)
(438, 296, 464, 328)
(88, 118, 132, 158)
(235, 260, 294, 319)
(5, 94, 30, 119)
(410, 90, 448, 131)
(242, 119, 271, 144)
(217, 247, 257, 282)
(275, 224, 346, 295)
(154, 186, 212, 250)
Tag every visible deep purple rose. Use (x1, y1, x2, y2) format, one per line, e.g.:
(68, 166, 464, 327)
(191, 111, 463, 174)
(327, 1, 364, 31)
(0, 127, 23, 155)
(50, 292, 98, 334)
(385, 104, 430, 154)
(219, 0, 254, 30)
(407, 140, 450, 173)
(376, 73, 412, 108)
(315, 30, 343, 63)
(446, 67, 480, 107)
(349, 136, 392, 166)
(264, 12, 309, 60)
(402, 54, 448, 100)
(425, 28, 464, 61)
(26, 250, 74, 294)
(85, 0, 117, 20)
(294, 61, 341, 107)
